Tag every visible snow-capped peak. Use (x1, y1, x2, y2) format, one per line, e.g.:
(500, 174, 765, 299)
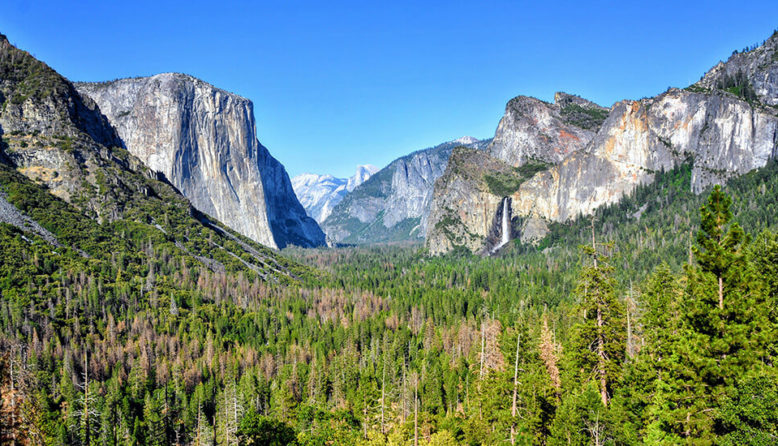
(292, 164, 379, 224)
(453, 136, 479, 145)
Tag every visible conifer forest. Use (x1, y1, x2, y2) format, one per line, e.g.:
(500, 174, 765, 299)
(2, 14, 778, 446)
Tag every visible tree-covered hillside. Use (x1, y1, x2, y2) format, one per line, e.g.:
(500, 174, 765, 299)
(2, 150, 778, 444)
(2, 25, 778, 446)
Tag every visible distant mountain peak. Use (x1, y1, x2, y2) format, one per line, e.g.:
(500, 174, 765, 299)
(347, 165, 380, 191)
(321, 137, 491, 245)
(453, 136, 479, 145)
(292, 164, 379, 224)
(356, 164, 379, 173)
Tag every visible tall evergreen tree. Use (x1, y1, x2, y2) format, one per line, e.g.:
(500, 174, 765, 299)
(693, 185, 746, 310)
(568, 242, 626, 407)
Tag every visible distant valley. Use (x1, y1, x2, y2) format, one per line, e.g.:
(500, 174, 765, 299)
(3, 23, 778, 446)
(291, 164, 378, 224)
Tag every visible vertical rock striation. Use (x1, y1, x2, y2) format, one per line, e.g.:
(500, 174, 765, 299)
(425, 148, 513, 255)
(513, 90, 778, 224)
(76, 74, 324, 249)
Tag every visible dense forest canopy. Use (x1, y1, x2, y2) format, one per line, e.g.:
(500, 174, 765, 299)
(2, 153, 778, 444)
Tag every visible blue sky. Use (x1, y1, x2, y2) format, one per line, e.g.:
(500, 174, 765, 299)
(2, 1, 778, 178)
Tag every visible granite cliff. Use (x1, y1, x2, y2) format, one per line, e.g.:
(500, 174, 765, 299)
(697, 30, 778, 106)
(0, 34, 303, 280)
(425, 148, 517, 254)
(426, 31, 778, 255)
(512, 90, 778, 224)
(322, 137, 489, 245)
(426, 93, 607, 255)
(487, 92, 607, 166)
(76, 74, 324, 249)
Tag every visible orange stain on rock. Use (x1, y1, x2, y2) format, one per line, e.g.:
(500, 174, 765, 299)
(558, 129, 580, 141)
(604, 136, 617, 155)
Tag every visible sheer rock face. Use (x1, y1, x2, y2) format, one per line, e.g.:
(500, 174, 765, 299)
(426, 93, 607, 255)
(76, 74, 325, 249)
(425, 148, 510, 255)
(514, 89, 778, 224)
(487, 92, 607, 167)
(427, 37, 778, 255)
(321, 138, 489, 245)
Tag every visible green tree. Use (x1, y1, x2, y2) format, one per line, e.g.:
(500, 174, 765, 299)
(568, 240, 626, 407)
(548, 383, 611, 446)
(609, 265, 682, 444)
(716, 368, 778, 445)
(638, 187, 771, 442)
(693, 184, 746, 310)
(143, 390, 166, 446)
(237, 409, 297, 446)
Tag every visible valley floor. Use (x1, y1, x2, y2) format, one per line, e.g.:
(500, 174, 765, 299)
(2, 161, 778, 444)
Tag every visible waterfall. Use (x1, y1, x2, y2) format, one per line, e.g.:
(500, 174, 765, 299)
(491, 197, 511, 253)
(501, 197, 510, 245)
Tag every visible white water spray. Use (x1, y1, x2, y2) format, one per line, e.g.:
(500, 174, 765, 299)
(491, 197, 511, 253)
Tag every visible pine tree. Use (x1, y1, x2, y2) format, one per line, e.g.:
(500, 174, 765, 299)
(143, 390, 166, 446)
(569, 242, 626, 407)
(608, 265, 682, 443)
(637, 187, 769, 442)
(548, 383, 610, 446)
(193, 403, 214, 446)
(693, 185, 746, 310)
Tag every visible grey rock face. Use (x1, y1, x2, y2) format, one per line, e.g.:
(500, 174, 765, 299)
(487, 92, 607, 166)
(322, 137, 489, 245)
(0, 34, 156, 222)
(292, 173, 348, 223)
(426, 34, 778, 255)
(346, 165, 377, 192)
(514, 89, 778, 224)
(0, 191, 61, 247)
(425, 148, 511, 255)
(0, 37, 121, 149)
(426, 93, 608, 255)
(76, 74, 324, 249)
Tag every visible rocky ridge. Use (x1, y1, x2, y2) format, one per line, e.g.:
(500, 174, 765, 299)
(425, 148, 516, 254)
(425, 32, 778, 255)
(513, 90, 778, 224)
(487, 92, 607, 167)
(76, 73, 324, 249)
(321, 137, 489, 245)
(697, 30, 778, 106)
(0, 33, 153, 222)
